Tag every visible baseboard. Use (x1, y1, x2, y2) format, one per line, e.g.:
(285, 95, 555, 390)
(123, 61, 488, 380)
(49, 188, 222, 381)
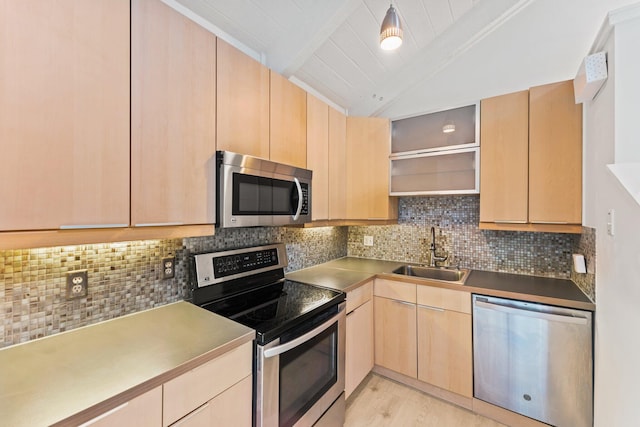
(371, 366, 552, 427)
(372, 365, 473, 411)
(473, 398, 552, 427)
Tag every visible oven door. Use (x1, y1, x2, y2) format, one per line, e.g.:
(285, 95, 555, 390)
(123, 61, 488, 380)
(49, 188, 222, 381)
(256, 303, 346, 427)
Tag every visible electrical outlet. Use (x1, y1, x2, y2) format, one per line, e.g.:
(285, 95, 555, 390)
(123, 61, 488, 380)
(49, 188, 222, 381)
(162, 257, 176, 279)
(66, 270, 88, 300)
(363, 235, 374, 246)
(607, 209, 615, 236)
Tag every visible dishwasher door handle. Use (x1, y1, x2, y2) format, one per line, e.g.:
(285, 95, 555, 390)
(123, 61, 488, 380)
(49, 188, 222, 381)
(474, 300, 589, 325)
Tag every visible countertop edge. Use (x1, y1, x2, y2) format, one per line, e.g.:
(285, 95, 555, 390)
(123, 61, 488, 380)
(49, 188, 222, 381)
(339, 276, 377, 293)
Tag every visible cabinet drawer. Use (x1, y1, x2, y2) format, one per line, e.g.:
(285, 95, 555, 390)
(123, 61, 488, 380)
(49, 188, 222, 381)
(80, 386, 162, 427)
(374, 279, 416, 303)
(170, 375, 252, 427)
(417, 286, 470, 314)
(346, 280, 373, 313)
(163, 341, 252, 426)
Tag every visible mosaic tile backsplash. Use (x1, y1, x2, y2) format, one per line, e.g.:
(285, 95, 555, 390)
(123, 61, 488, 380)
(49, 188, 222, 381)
(0, 226, 347, 348)
(1, 196, 593, 348)
(348, 196, 579, 279)
(571, 226, 596, 301)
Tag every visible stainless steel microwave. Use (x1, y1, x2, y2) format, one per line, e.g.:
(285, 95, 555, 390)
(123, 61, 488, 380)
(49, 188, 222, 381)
(216, 151, 312, 228)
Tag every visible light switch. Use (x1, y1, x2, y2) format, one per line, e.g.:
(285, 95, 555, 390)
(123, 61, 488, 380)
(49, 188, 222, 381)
(607, 209, 615, 236)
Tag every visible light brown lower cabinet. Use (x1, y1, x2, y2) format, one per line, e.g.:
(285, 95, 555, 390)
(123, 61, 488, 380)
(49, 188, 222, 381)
(417, 307, 472, 397)
(80, 386, 162, 427)
(345, 281, 374, 398)
(417, 285, 472, 398)
(373, 279, 417, 379)
(170, 376, 252, 427)
(372, 279, 472, 399)
(163, 341, 253, 427)
(68, 342, 252, 427)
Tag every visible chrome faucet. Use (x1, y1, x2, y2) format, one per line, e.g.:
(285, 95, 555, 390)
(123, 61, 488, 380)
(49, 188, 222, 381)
(429, 226, 448, 267)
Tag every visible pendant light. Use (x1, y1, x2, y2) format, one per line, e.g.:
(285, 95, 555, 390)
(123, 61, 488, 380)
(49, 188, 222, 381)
(380, 3, 403, 51)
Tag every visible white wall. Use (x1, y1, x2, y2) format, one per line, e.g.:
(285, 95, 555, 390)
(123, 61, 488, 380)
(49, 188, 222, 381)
(583, 8, 640, 426)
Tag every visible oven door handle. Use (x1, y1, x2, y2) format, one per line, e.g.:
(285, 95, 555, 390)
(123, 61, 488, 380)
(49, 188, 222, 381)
(263, 304, 345, 359)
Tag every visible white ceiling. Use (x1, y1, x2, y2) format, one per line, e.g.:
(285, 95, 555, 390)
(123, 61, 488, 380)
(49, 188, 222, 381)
(167, 0, 636, 119)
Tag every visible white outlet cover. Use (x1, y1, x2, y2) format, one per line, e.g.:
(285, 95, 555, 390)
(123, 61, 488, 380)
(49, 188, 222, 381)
(607, 209, 615, 236)
(363, 236, 374, 246)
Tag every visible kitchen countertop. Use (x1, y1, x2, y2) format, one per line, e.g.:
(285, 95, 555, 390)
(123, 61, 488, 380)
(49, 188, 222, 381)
(0, 301, 255, 427)
(287, 257, 595, 311)
(287, 258, 405, 293)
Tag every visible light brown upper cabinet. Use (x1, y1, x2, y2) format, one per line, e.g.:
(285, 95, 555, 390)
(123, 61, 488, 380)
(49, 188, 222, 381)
(480, 80, 582, 233)
(306, 96, 348, 222)
(306, 95, 329, 221)
(328, 107, 348, 220)
(346, 117, 398, 221)
(216, 39, 270, 160)
(131, 0, 216, 227)
(479, 90, 529, 223)
(0, 0, 130, 231)
(270, 72, 307, 168)
(529, 81, 582, 225)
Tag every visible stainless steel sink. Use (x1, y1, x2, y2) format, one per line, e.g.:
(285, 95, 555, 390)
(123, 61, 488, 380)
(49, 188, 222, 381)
(391, 265, 470, 284)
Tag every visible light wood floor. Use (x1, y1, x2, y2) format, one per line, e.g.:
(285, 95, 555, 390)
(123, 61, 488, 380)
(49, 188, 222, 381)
(345, 373, 507, 427)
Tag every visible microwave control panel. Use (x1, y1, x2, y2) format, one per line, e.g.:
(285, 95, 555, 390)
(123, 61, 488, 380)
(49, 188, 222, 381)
(300, 183, 309, 215)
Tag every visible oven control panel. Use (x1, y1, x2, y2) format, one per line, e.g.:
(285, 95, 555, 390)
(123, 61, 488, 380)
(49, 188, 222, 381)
(193, 243, 288, 287)
(213, 248, 279, 278)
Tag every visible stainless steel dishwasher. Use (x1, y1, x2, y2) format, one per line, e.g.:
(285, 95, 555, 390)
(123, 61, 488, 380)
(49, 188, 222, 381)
(472, 294, 593, 427)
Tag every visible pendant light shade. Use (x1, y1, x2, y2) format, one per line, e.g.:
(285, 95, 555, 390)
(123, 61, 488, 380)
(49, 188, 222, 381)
(380, 4, 403, 50)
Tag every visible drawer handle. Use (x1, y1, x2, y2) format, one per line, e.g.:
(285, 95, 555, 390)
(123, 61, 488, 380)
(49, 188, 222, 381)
(134, 222, 185, 227)
(418, 304, 444, 312)
(78, 402, 129, 426)
(172, 402, 210, 426)
(493, 220, 527, 224)
(393, 300, 415, 307)
(532, 221, 571, 225)
(60, 224, 128, 229)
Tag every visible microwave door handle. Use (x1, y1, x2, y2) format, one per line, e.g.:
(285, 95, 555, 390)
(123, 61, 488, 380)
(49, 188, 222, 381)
(263, 303, 345, 358)
(292, 177, 303, 221)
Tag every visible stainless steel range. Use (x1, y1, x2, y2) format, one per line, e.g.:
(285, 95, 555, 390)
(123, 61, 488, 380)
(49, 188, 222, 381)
(190, 244, 345, 427)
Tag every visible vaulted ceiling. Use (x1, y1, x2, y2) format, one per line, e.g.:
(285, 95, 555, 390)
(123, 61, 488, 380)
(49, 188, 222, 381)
(168, 0, 635, 119)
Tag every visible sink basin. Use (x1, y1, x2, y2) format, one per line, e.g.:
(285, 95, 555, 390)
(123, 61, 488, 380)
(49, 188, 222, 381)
(391, 265, 470, 284)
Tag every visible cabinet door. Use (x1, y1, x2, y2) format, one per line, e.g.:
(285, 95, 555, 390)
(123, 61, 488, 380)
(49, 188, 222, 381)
(270, 72, 307, 168)
(328, 107, 347, 219)
(0, 0, 129, 231)
(346, 117, 397, 220)
(131, 0, 216, 226)
(417, 306, 472, 397)
(374, 296, 417, 378)
(529, 80, 582, 224)
(171, 376, 252, 427)
(81, 386, 162, 427)
(216, 39, 270, 159)
(346, 299, 373, 398)
(307, 94, 329, 221)
(479, 91, 529, 223)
